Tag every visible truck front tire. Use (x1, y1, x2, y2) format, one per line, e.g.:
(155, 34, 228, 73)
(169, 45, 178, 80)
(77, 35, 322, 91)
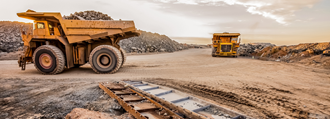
(33, 45, 65, 74)
(212, 47, 216, 57)
(89, 45, 122, 74)
(119, 48, 126, 67)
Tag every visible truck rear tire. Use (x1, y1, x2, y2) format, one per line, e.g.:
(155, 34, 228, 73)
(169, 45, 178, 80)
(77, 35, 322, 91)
(119, 48, 126, 67)
(89, 45, 122, 74)
(33, 45, 65, 74)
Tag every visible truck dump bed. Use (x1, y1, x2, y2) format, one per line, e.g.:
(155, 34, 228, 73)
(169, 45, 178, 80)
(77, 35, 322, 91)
(63, 20, 138, 43)
(17, 10, 140, 44)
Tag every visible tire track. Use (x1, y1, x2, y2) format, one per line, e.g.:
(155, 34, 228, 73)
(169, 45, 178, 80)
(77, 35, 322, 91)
(145, 78, 328, 119)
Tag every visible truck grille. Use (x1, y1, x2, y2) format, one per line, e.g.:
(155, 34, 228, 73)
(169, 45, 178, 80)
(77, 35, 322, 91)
(221, 45, 231, 52)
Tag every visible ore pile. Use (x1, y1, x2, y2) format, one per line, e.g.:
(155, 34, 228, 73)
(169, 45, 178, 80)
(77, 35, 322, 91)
(0, 21, 32, 53)
(63, 11, 113, 20)
(240, 42, 330, 67)
(119, 31, 189, 53)
(254, 42, 330, 59)
(238, 43, 275, 56)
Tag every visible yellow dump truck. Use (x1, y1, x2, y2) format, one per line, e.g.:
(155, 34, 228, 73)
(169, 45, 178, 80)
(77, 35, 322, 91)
(212, 32, 241, 57)
(17, 10, 140, 74)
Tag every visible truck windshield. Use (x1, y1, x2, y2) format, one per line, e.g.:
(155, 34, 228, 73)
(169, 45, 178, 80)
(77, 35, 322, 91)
(49, 23, 54, 35)
(231, 37, 238, 42)
(37, 23, 45, 29)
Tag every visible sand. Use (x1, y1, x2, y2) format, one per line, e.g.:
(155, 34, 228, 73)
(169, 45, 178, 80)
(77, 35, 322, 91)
(0, 49, 329, 118)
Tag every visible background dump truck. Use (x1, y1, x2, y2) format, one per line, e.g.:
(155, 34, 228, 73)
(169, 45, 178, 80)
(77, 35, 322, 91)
(212, 32, 241, 57)
(17, 10, 140, 74)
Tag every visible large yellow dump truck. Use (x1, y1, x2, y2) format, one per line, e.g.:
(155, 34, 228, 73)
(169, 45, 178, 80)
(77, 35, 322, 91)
(17, 10, 140, 74)
(212, 32, 241, 57)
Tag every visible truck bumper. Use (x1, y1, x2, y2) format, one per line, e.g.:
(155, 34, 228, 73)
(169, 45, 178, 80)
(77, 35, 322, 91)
(213, 52, 237, 57)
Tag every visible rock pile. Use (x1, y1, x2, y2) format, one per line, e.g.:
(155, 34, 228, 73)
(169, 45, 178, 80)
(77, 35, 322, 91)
(254, 42, 330, 59)
(65, 108, 133, 119)
(239, 42, 330, 67)
(63, 11, 113, 20)
(119, 31, 189, 53)
(238, 43, 275, 56)
(0, 21, 32, 53)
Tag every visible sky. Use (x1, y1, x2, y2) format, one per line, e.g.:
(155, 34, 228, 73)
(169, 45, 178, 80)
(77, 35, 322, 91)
(0, 0, 329, 45)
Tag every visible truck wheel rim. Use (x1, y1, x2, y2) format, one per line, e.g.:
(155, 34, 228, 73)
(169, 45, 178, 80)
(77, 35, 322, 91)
(39, 53, 53, 69)
(97, 53, 112, 68)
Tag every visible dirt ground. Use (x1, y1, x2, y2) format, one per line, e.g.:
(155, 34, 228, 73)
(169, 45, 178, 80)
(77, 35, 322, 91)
(0, 49, 329, 118)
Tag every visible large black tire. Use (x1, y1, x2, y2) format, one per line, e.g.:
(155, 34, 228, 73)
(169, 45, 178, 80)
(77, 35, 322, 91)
(89, 45, 122, 74)
(212, 47, 216, 57)
(119, 48, 126, 67)
(33, 45, 65, 74)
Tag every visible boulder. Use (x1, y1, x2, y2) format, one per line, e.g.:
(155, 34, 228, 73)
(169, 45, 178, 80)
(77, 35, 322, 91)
(65, 108, 134, 119)
(65, 108, 113, 119)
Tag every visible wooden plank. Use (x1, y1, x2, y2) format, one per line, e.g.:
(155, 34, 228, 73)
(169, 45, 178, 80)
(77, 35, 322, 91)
(130, 102, 159, 111)
(98, 83, 148, 119)
(121, 95, 144, 102)
(114, 90, 135, 95)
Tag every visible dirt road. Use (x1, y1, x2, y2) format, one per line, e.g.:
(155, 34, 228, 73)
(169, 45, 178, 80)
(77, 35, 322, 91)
(0, 49, 329, 118)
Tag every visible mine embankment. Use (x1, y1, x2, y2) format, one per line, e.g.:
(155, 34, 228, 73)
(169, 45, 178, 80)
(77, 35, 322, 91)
(239, 42, 330, 68)
(1, 49, 329, 119)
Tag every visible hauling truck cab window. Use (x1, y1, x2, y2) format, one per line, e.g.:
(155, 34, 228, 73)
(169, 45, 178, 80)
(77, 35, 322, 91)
(37, 23, 45, 29)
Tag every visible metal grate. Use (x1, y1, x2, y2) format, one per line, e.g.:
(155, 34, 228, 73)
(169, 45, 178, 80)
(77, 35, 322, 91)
(221, 45, 232, 52)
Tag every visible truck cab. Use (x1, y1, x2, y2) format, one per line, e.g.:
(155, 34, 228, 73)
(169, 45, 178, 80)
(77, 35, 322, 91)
(33, 21, 61, 36)
(212, 32, 241, 57)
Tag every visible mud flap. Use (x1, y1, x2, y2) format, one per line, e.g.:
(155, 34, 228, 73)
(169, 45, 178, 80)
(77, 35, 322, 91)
(18, 56, 26, 70)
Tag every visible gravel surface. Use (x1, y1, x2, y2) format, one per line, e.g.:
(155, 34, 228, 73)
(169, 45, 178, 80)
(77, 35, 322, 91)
(0, 49, 329, 118)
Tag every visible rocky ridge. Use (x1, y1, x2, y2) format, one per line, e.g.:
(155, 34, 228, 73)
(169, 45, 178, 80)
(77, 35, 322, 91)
(238, 42, 330, 68)
(0, 21, 31, 53)
(119, 31, 189, 53)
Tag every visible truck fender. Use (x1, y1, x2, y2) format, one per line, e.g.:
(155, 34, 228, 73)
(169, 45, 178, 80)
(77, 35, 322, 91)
(56, 36, 74, 68)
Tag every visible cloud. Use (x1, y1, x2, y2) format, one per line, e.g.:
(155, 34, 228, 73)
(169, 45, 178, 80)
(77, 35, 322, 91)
(151, 0, 321, 24)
